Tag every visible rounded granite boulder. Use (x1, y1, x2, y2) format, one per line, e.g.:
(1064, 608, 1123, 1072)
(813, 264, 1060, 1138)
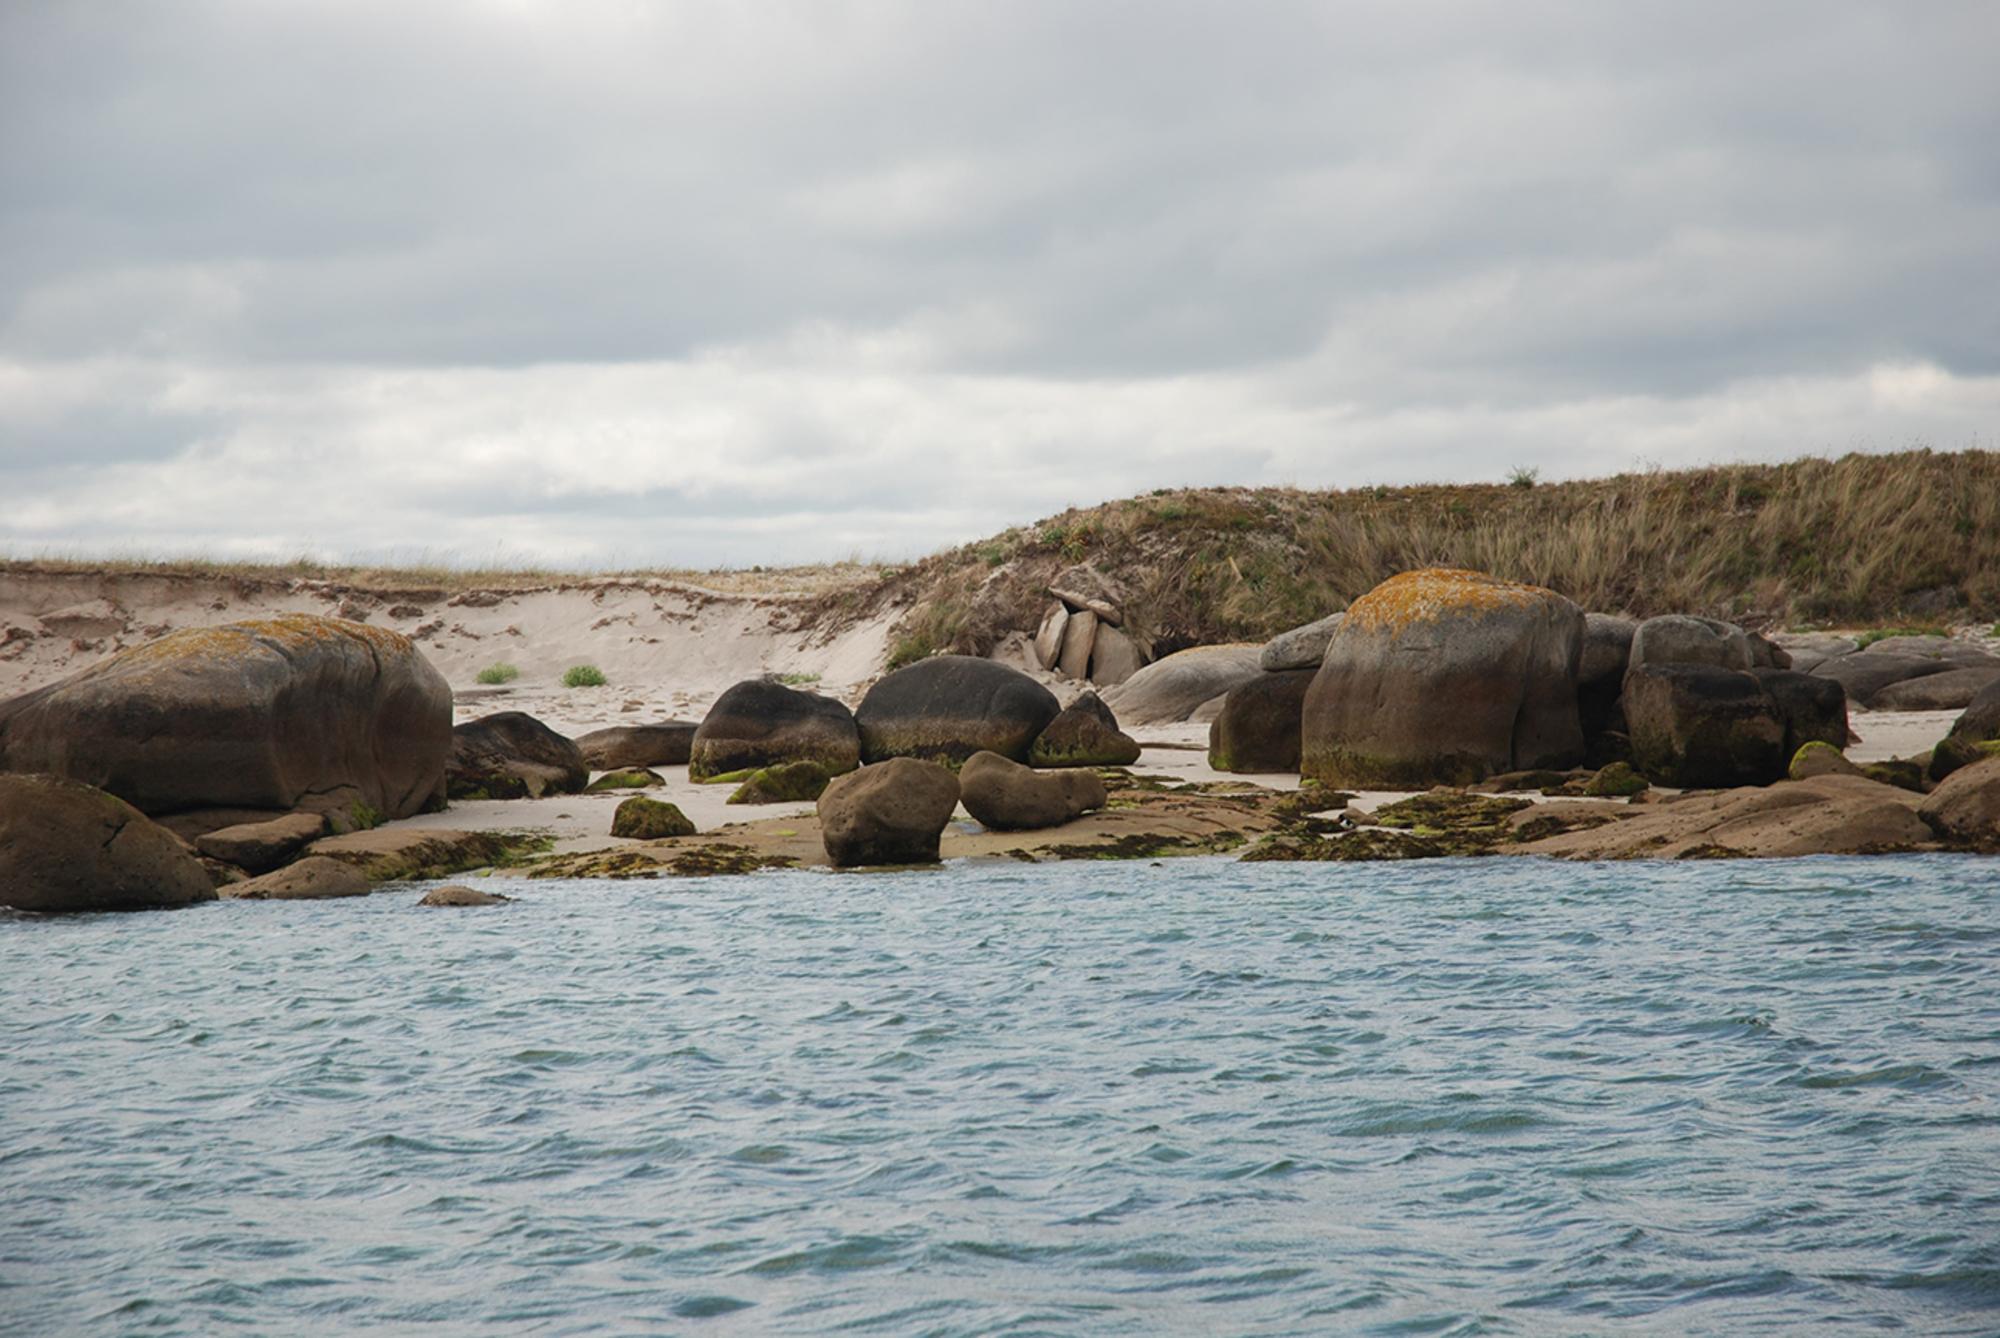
(1622, 663, 1786, 789)
(689, 679, 860, 782)
(855, 656, 1059, 767)
(1208, 669, 1314, 774)
(1028, 692, 1141, 768)
(958, 750, 1106, 831)
(1301, 568, 1586, 788)
(0, 773, 217, 913)
(448, 712, 588, 800)
(818, 758, 960, 866)
(0, 614, 452, 821)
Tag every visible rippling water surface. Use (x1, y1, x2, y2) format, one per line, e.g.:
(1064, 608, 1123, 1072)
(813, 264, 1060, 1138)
(3, 856, 1998, 1335)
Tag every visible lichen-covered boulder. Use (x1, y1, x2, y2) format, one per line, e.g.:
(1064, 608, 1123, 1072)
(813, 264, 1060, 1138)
(958, 751, 1106, 831)
(611, 797, 695, 839)
(1301, 569, 1586, 788)
(1627, 615, 1754, 672)
(818, 758, 960, 866)
(855, 656, 1059, 767)
(727, 760, 837, 804)
(1752, 668, 1848, 759)
(1029, 692, 1140, 768)
(0, 774, 216, 912)
(1622, 663, 1785, 788)
(1101, 644, 1264, 726)
(448, 712, 588, 800)
(1259, 613, 1345, 672)
(0, 614, 451, 820)
(1790, 740, 1861, 781)
(1208, 669, 1313, 773)
(689, 680, 860, 781)
(1919, 755, 2000, 849)
(573, 722, 697, 770)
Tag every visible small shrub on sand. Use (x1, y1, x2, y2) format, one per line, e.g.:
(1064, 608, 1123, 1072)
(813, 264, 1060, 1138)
(563, 664, 607, 688)
(475, 662, 520, 685)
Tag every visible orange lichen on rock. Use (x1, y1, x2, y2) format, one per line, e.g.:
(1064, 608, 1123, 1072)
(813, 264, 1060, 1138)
(1343, 568, 1563, 635)
(117, 614, 416, 670)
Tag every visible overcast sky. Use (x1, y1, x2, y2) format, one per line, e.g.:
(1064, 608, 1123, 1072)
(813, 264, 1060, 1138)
(3, 2, 1995, 568)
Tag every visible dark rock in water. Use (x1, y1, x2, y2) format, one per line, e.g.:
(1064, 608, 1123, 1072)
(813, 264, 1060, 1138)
(1102, 645, 1262, 726)
(690, 680, 860, 782)
(856, 656, 1059, 767)
(727, 760, 837, 804)
(1872, 665, 2000, 711)
(417, 884, 513, 906)
(1810, 653, 1953, 708)
(448, 712, 588, 799)
(1030, 692, 1140, 768)
(1622, 663, 1785, 788)
(573, 722, 697, 770)
(0, 614, 451, 820)
(1919, 755, 2000, 848)
(0, 773, 216, 913)
(1302, 568, 1585, 788)
(1752, 668, 1848, 758)
(585, 768, 663, 791)
(221, 855, 371, 901)
(611, 797, 696, 839)
(194, 811, 329, 874)
(958, 751, 1106, 831)
(818, 758, 960, 866)
(1259, 613, 1345, 672)
(1208, 669, 1313, 773)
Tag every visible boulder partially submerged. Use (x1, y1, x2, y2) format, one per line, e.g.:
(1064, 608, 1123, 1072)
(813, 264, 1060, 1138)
(818, 758, 960, 866)
(0, 773, 216, 913)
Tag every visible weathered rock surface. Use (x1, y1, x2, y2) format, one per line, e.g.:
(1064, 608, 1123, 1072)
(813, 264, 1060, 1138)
(1302, 569, 1585, 788)
(1773, 633, 1858, 673)
(1952, 676, 2000, 742)
(727, 760, 836, 804)
(1579, 613, 1638, 686)
(0, 614, 451, 819)
(448, 712, 588, 800)
(959, 751, 1106, 831)
(573, 722, 696, 770)
(1858, 635, 1994, 663)
(1048, 564, 1124, 625)
(1789, 740, 1862, 781)
(1810, 653, 1954, 708)
(1623, 663, 1785, 788)
(1032, 602, 1070, 669)
(1918, 755, 2000, 849)
(1029, 692, 1140, 768)
(1056, 609, 1098, 679)
(818, 757, 961, 866)
(222, 855, 371, 900)
(1102, 645, 1263, 726)
(585, 768, 662, 791)
(1208, 669, 1314, 773)
(194, 811, 329, 874)
(417, 884, 513, 906)
(1871, 665, 2000, 711)
(0, 773, 216, 912)
(1515, 774, 1932, 859)
(1087, 625, 1145, 686)
(856, 656, 1059, 766)
(1259, 613, 1346, 672)
(611, 797, 696, 839)
(305, 828, 523, 882)
(1628, 615, 1754, 672)
(1751, 668, 1849, 759)
(689, 679, 861, 781)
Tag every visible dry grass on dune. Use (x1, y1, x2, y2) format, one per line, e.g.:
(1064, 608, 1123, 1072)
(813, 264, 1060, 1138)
(861, 450, 2000, 665)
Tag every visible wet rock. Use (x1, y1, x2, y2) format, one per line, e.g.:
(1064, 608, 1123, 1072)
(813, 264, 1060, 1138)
(1302, 569, 1585, 788)
(1918, 755, 2000, 849)
(194, 811, 329, 874)
(1623, 663, 1785, 788)
(585, 768, 663, 791)
(1208, 669, 1313, 773)
(222, 856, 371, 900)
(0, 614, 451, 820)
(0, 774, 216, 913)
(959, 751, 1106, 831)
(727, 760, 837, 804)
(417, 884, 514, 906)
(611, 797, 696, 839)
(573, 722, 697, 770)
(305, 829, 528, 881)
(1259, 612, 1345, 672)
(856, 656, 1059, 767)
(818, 758, 960, 866)
(448, 712, 588, 799)
(690, 679, 860, 781)
(1029, 693, 1140, 768)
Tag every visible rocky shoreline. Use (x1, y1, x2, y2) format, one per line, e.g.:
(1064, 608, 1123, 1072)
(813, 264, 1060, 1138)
(3, 565, 1999, 913)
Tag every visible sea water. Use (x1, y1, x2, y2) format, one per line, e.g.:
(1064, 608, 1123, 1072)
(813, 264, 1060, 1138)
(2, 856, 1996, 1336)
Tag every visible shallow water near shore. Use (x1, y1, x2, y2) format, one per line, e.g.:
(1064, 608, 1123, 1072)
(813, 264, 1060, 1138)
(3, 857, 1998, 1336)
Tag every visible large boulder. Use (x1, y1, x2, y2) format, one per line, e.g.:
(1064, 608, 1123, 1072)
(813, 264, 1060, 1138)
(1751, 668, 1849, 759)
(1208, 669, 1314, 773)
(1627, 615, 1754, 672)
(1029, 692, 1141, 767)
(1623, 663, 1785, 788)
(1301, 569, 1585, 788)
(448, 712, 588, 800)
(1087, 626, 1145, 686)
(1259, 613, 1345, 672)
(818, 758, 960, 866)
(1101, 644, 1263, 726)
(0, 774, 216, 912)
(856, 656, 1059, 766)
(1810, 653, 1954, 708)
(1579, 613, 1638, 686)
(573, 722, 697, 770)
(1951, 676, 2000, 742)
(0, 614, 451, 820)
(1919, 755, 2000, 849)
(689, 679, 860, 781)
(1871, 665, 2000, 712)
(958, 751, 1106, 830)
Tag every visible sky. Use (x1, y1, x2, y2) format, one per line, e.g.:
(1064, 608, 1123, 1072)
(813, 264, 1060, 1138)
(2, 1, 1996, 569)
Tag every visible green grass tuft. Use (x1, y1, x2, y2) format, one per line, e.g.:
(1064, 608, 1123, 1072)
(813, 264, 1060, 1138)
(475, 662, 520, 685)
(562, 664, 607, 688)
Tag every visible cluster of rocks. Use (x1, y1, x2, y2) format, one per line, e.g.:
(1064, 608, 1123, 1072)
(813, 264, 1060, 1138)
(1028, 565, 1147, 686)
